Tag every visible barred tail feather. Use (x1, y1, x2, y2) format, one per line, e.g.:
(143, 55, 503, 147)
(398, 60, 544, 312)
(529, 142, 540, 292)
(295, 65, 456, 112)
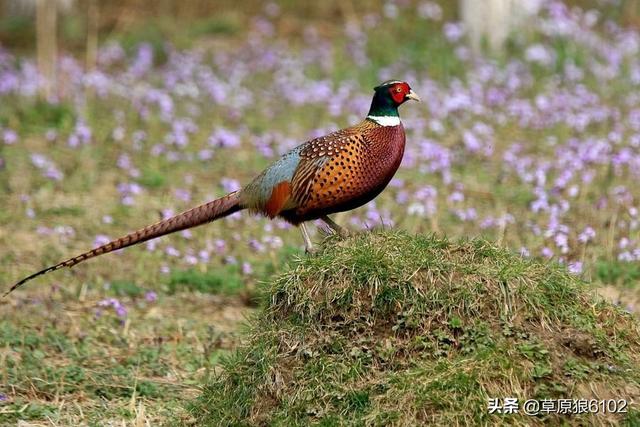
(4, 191, 242, 296)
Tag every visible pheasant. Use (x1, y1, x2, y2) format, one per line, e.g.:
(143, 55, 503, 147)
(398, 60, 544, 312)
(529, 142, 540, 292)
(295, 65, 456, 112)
(5, 80, 419, 296)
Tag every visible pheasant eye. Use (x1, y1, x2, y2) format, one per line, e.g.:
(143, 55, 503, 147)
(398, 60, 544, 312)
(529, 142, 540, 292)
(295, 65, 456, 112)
(396, 87, 402, 92)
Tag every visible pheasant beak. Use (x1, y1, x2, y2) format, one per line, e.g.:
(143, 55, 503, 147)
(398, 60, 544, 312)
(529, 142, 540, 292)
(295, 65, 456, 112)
(405, 90, 421, 102)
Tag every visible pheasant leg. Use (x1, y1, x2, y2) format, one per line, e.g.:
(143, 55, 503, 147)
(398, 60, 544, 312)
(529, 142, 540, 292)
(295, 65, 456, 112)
(300, 222, 316, 254)
(320, 215, 350, 238)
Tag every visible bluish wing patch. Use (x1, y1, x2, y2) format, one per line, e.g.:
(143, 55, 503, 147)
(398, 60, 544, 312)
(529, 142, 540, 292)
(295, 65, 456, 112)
(241, 147, 303, 210)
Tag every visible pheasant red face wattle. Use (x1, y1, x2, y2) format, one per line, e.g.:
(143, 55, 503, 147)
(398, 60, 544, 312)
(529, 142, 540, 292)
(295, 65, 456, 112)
(389, 82, 413, 104)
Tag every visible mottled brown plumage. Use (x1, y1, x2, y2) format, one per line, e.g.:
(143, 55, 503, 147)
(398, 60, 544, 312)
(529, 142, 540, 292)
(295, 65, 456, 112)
(284, 120, 405, 223)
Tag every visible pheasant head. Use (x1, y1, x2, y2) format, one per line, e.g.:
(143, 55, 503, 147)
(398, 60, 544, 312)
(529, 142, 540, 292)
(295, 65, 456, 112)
(367, 80, 420, 126)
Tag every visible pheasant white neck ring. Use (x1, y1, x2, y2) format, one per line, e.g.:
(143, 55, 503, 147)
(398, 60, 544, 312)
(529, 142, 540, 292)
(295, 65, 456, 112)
(367, 115, 401, 126)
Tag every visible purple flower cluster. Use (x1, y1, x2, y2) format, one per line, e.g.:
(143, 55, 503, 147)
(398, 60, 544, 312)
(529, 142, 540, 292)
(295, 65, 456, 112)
(3, 0, 640, 281)
(30, 153, 64, 181)
(96, 297, 127, 318)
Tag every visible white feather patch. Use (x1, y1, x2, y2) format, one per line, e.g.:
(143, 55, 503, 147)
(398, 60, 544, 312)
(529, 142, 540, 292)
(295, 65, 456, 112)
(367, 115, 401, 126)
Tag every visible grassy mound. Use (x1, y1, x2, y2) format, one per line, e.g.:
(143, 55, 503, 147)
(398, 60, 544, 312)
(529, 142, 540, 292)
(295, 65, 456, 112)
(188, 231, 640, 426)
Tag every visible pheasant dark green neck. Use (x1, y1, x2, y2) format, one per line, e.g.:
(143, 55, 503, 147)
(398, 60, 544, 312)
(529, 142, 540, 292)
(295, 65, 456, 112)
(367, 89, 399, 118)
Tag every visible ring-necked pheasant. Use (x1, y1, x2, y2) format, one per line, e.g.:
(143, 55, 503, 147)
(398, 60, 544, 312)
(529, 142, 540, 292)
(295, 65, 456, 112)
(5, 80, 419, 295)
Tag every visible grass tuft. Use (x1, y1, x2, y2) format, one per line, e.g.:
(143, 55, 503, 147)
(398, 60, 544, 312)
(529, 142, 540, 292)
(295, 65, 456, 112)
(188, 230, 640, 426)
(168, 266, 245, 295)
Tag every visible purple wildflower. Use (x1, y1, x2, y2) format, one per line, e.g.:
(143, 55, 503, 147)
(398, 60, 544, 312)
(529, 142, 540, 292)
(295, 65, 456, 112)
(97, 298, 127, 318)
(220, 177, 241, 193)
(418, 1, 442, 20)
(199, 250, 210, 262)
(242, 262, 253, 275)
(213, 239, 226, 254)
(93, 235, 111, 248)
(184, 254, 198, 265)
(165, 246, 180, 257)
(249, 239, 265, 252)
(525, 44, 555, 66)
(209, 128, 241, 148)
(30, 153, 64, 181)
(443, 22, 465, 42)
(174, 188, 191, 202)
(578, 227, 596, 243)
(3, 129, 17, 144)
(568, 262, 583, 274)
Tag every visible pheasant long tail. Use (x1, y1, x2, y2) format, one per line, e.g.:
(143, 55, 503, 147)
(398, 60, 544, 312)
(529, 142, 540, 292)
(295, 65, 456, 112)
(4, 191, 242, 296)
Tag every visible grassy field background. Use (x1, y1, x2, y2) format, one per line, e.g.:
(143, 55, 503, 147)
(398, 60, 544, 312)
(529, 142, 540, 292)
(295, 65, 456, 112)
(1, 0, 640, 424)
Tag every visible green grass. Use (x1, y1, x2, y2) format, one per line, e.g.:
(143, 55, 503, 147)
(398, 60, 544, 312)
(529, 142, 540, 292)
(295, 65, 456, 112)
(2, 1, 640, 424)
(595, 260, 640, 288)
(189, 230, 640, 426)
(0, 292, 248, 425)
(168, 266, 244, 295)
